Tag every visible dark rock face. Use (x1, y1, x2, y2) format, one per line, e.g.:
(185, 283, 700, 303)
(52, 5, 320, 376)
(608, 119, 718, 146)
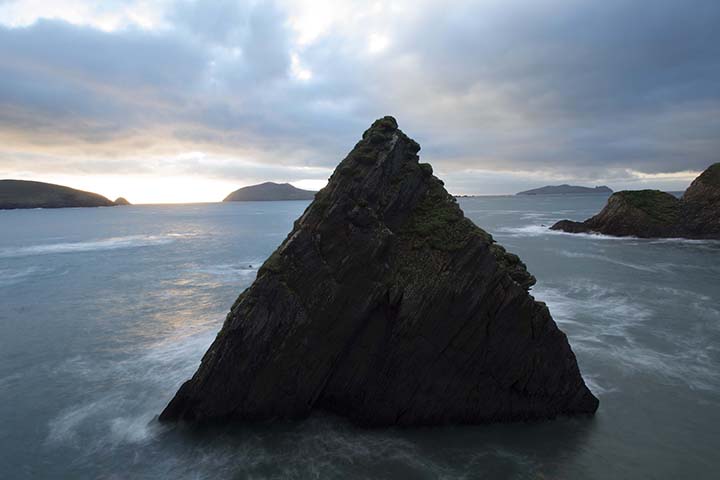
(224, 182, 316, 202)
(552, 164, 720, 239)
(161, 117, 598, 427)
(114, 197, 131, 206)
(0, 179, 116, 210)
(681, 163, 720, 238)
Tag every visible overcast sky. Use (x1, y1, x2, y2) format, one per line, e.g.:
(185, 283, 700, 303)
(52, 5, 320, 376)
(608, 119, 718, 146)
(1, 0, 718, 202)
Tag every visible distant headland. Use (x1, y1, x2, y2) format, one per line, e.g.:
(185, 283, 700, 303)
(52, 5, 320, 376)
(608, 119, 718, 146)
(517, 185, 613, 196)
(0, 180, 128, 210)
(223, 182, 316, 202)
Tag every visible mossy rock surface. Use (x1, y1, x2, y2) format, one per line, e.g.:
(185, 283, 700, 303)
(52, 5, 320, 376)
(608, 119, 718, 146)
(696, 163, 720, 187)
(613, 190, 681, 225)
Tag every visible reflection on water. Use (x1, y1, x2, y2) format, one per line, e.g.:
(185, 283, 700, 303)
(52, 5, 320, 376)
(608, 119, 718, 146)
(0, 198, 719, 478)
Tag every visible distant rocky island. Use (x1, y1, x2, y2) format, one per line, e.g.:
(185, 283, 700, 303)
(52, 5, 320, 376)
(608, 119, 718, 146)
(160, 116, 598, 427)
(223, 182, 316, 202)
(517, 184, 613, 195)
(0, 180, 127, 210)
(552, 163, 720, 239)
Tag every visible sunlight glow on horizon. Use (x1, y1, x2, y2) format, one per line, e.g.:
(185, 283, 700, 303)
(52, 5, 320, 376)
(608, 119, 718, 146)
(2, 165, 699, 205)
(0, 1, 716, 203)
(2, 173, 330, 205)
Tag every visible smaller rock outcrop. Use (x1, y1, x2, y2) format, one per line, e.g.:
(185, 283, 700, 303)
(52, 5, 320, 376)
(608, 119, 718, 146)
(551, 163, 720, 239)
(224, 182, 316, 202)
(517, 185, 612, 196)
(0, 180, 117, 210)
(114, 197, 131, 206)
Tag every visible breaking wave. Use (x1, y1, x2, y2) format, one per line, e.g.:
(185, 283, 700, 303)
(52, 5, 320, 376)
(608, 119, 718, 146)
(499, 224, 720, 247)
(496, 225, 626, 240)
(46, 325, 217, 449)
(553, 250, 662, 272)
(0, 234, 194, 258)
(0, 266, 44, 286)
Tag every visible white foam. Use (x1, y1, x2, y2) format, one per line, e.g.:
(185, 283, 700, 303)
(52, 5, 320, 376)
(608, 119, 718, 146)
(46, 325, 218, 448)
(0, 234, 187, 258)
(0, 266, 42, 286)
(520, 213, 550, 220)
(654, 286, 711, 302)
(47, 399, 108, 444)
(496, 225, 556, 237)
(191, 263, 261, 279)
(647, 237, 720, 253)
(535, 281, 720, 392)
(499, 224, 720, 247)
(581, 375, 617, 396)
(554, 250, 661, 272)
(0, 372, 23, 390)
(108, 414, 160, 445)
(498, 224, 629, 240)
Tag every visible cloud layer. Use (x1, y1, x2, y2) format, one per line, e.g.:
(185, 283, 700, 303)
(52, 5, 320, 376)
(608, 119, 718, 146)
(1, 0, 718, 200)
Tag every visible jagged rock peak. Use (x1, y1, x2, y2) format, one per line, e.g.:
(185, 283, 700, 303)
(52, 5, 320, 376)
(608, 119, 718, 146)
(160, 116, 597, 427)
(684, 162, 720, 201)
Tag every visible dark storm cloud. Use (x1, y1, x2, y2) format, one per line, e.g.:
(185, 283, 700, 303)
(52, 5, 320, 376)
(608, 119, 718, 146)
(172, 0, 291, 81)
(407, 0, 720, 112)
(384, 0, 720, 173)
(171, 0, 250, 44)
(0, 0, 719, 190)
(0, 19, 206, 90)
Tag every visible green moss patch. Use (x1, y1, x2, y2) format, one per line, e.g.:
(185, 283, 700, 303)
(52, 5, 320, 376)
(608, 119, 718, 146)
(698, 163, 720, 187)
(400, 180, 483, 252)
(615, 190, 681, 224)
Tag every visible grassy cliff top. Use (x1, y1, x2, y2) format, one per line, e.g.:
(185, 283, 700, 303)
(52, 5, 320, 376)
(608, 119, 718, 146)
(696, 163, 720, 187)
(613, 190, 680, 224)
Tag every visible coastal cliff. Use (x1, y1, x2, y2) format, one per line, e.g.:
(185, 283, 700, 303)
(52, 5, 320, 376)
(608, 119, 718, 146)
(161, 117, 598, 427)
(551, 163, 720, 239)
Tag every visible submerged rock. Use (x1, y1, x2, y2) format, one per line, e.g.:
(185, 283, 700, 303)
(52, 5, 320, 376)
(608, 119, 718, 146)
(160, 117, 598, 427)
(551, 163, 720, 239)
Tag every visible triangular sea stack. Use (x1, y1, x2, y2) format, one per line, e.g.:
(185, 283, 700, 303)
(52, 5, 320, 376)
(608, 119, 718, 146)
(161, 117, 598, 426)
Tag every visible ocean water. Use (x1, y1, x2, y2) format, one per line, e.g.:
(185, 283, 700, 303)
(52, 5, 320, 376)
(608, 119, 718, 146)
(1, 196, 719, 479)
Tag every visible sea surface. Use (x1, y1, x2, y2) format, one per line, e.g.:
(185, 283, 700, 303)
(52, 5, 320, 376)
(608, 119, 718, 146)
(1, 195, 719, 479)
